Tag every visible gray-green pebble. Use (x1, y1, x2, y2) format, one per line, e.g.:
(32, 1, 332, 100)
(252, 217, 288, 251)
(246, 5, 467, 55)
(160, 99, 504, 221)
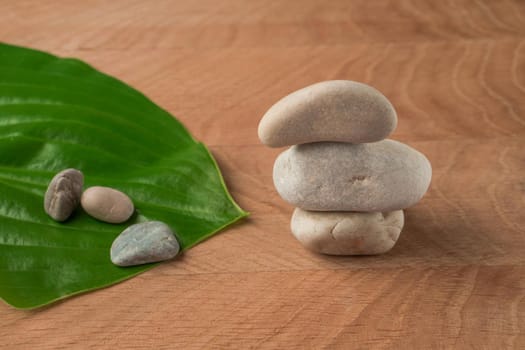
(110, 221, 180, 267)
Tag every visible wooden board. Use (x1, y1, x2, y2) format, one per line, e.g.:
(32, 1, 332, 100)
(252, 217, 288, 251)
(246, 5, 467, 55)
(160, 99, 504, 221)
(1, 0, 525, 348)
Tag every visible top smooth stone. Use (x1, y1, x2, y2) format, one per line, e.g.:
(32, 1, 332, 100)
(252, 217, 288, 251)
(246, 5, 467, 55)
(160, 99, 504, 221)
(258, 80, 397, 147)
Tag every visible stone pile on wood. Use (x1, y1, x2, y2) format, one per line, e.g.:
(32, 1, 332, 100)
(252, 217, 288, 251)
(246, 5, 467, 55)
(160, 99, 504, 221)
(258, 80, 431, 255)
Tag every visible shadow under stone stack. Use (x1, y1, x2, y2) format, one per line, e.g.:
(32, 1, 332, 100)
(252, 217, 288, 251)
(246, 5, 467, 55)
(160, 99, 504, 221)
(258, 80, 432, 255)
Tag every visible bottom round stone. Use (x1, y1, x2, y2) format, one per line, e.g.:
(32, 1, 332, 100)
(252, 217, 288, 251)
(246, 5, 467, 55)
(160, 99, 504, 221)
(291, 208, 404, 255)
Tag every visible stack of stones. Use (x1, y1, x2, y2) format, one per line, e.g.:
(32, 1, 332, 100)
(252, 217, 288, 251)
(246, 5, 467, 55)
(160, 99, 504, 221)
(258, 80, 432, 255)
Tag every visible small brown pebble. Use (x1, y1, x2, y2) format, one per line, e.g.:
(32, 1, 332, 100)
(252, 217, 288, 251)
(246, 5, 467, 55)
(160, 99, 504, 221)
(44, 168, 84, 221)
(81, 186, 134, 224)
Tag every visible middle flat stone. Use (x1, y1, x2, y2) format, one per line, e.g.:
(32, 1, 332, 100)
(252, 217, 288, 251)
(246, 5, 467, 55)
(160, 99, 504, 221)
(273, 140, 432, 212)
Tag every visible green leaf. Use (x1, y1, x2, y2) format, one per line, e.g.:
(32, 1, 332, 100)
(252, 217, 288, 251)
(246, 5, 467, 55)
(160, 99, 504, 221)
(0, 43, 248, 309)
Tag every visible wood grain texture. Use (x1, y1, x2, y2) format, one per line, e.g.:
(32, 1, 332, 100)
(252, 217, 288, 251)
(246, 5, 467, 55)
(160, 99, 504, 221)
(1, 0, 525, 348)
